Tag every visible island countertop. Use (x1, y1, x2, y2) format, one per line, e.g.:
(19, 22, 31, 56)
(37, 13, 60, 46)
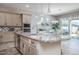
(15, 31, 61, 43)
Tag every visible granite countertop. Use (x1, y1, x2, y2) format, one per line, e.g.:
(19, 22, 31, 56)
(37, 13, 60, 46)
(15, 31, 61, 43)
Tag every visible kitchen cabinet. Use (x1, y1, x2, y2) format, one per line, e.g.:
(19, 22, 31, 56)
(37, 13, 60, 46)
(23, 38, 37, 55)
(23, 14, 31, 24)
(0, 32, 15, 51)
(15, 34, 37, 55)
(1, 32, 10, 42)
(19, 36, 30, 55)
(0, 32, 14, 43)
(14, 14, 21, 26)
(0, 13, 6, 26)
(6, 13, 21, 26)
(29, 40, 37, 55)
(23, 41, 30, 55)
(9, 32, 15, 41)
(0, 12, 21, 26)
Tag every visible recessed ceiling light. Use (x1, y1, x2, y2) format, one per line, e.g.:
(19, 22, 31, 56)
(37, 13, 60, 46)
(26, 5, 30, 8)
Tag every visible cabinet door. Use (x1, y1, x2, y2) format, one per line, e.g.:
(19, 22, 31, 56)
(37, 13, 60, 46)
(30, 40, 37, 55)
(9, 32, 15, 41)
(0, 32, 10, 42)
(1, 32, 14, 42)
(12, 14, 21, 26)
(6, 13, 21, 26)
(23, 14, 31, 24)
(0, 13, 6, 26)
(17, 15, 21, 26)
(23, 41, 30, 55)
(19, 36, 37, 55)
(6, 13, 13, 26)
(24, 39, 37, 55)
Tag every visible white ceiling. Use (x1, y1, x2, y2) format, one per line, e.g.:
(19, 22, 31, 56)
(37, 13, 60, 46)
(0, 3, 79, 16)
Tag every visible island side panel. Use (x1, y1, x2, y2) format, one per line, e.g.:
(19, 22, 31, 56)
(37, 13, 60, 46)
(36, 41, 61, 55)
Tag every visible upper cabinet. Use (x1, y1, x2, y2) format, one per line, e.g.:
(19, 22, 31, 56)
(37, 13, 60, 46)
(6, 13, 22, 26)
(0, 12, 22, 26)
(22, 14, 31, 24)
(0, 13, 6, 26)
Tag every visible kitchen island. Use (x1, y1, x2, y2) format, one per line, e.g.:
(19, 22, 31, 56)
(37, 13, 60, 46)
(14, 31, 61, 55)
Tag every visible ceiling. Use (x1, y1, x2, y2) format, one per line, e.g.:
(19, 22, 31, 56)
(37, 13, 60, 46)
(0, 3, 79, 16)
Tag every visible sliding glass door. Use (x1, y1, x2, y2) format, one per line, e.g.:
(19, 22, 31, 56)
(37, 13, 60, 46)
(61, 18, 79, 39)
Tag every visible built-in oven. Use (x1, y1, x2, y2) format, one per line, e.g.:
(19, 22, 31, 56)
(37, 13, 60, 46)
(23, 24, 30, 32)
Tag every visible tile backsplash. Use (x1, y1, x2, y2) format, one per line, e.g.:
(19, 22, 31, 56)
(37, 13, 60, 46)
(0, 27, 21, 32)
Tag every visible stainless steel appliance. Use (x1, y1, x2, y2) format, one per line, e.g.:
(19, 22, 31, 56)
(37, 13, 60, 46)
(23, 24, 30, 32)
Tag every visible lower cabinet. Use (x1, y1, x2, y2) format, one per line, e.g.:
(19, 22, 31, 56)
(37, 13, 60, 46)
(15, 34, 37, 55)
(0, 32, 15, 51)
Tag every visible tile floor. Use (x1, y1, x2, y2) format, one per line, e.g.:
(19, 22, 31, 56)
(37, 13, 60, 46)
(61, 37, 79, 55)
